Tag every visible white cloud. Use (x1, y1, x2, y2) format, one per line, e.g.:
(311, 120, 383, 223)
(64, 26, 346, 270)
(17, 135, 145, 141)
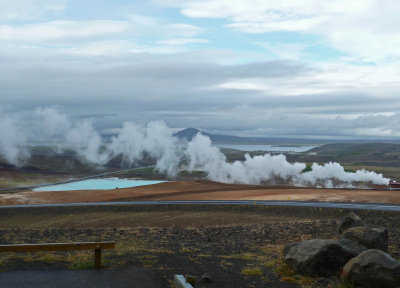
(1, 1, 400, 139)
(129, 14, 204, 37)
(0, 0, 66, 20)
(156, 38, 209, 45)
(226, 15, 327, 33)
(56, 41, 191, 56)
(217, 61, 400, 97)
(0, 20, 130, 42)
(167, 23, 204, 37)
(253, 42, 308, 60)
(353, 128, 399, 137)
(0, 12, 207, 55)
(175, 0, 400, 63)
(57, 41, 133, 56)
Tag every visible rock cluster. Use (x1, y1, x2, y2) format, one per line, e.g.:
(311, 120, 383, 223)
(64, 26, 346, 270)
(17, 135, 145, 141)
(283, 239, 358, 277)
(342, 226, 388, 252)
(337, 212, 366, 234)
(283, 212, 400, 287)
(343, 249, 400, 288)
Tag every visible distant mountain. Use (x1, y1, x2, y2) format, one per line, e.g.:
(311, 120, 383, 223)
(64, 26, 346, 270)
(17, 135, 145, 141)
(173, 128, 211, 141)
(174, 128, 249, 143)
(174, 128, 325, 144)
(173, 128, 400, 145)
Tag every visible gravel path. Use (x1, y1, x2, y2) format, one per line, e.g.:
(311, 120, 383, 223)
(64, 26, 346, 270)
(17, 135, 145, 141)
(0, 267, 165, 288)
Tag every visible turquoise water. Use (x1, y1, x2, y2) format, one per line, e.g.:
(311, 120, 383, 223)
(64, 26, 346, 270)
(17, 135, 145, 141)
(33, 178, 165, 192)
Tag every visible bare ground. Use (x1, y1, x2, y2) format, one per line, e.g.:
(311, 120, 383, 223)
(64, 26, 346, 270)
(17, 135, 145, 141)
(1, 179, 399, 287)
(0, 205, 399, 288)
(0, 180, 396, 205)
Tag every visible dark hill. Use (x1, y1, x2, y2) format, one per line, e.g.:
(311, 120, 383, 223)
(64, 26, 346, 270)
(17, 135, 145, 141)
(173, 128, 400, 145)
(308, 143, 400, 156)
(173, 128, 211, 141)
(173, 128, 322, 144)
(174, 128, 248, 143)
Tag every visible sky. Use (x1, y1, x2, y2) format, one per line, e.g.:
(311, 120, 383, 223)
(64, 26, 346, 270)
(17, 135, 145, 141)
(1, 0, 400, 139)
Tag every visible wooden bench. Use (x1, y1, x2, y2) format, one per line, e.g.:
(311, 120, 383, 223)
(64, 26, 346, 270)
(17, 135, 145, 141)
(0, 241, 115, 269)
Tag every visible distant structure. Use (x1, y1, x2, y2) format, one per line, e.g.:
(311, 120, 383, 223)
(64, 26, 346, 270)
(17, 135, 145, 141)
(389, 180, 400, 190)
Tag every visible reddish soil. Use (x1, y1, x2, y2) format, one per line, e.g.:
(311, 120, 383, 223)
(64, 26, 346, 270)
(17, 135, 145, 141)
(0, 180, 398, 205)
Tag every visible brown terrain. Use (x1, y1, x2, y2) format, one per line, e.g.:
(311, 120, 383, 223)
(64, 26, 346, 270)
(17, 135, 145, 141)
(1, 204, 400, 287)
(1, 176, 400, 287)
(0, 180, 398, 205)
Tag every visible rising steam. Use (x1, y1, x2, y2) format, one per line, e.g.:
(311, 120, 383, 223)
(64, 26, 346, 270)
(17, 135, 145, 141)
(186, 134, 389, 187)
(0, 107, 390, 188)
(0, 114, 29, 166)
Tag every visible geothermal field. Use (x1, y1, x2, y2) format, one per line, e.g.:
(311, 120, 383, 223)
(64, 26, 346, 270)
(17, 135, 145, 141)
(1, 109, 400, 288)
(0, 108, 399, 205)
(4, 2, 400, 286)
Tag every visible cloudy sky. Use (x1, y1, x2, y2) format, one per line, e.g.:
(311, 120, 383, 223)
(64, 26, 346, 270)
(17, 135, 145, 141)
(2, 0, 400, 139)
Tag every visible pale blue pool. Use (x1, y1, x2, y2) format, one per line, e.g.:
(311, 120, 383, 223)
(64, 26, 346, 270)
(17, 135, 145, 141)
(33, 178, 165, 191)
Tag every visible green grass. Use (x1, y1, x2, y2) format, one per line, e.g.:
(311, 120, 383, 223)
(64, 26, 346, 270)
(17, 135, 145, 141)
(220, 253, 254, 261)
(129, 167, 157, 173)
(241, 267, 263, 276)
(68, 260, 94, 269)
(139, 255, 158, 267)
(179, 170, 206, 176)
(67, 251, 94, 270)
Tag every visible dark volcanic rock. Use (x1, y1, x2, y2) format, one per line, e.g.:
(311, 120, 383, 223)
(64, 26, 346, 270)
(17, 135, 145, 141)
(342, 249, 400, 288)
(201, 273, 212, 283)
(283, 242, 298, 257)
(338, 212, 365, 234)
(342, 227, 388, 252)
(338, 239, 368, 255)
(283, 239, 358, 277)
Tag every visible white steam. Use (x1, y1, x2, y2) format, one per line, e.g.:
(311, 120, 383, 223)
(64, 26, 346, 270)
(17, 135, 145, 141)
(35, 107, 70, 139)
(185, 134, 389, 187)
(65, 120, 109, 165)
(0, 114, 29, 166)
(108, 121, 180, 175)
(300, 162, 390, 188)
(34, 108, 180, 173)
(0, 106, 390, 188)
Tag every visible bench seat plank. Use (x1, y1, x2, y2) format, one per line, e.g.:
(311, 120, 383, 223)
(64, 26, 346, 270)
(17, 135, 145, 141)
(0, 241, 115, 253)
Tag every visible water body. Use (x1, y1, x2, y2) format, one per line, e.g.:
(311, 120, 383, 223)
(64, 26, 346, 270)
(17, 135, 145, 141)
(33, 178, 164, 192)
(215, 144, 318, 152)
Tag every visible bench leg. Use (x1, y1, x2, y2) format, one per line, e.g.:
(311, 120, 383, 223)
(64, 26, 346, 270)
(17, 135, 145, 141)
(94, 249, 101, 269)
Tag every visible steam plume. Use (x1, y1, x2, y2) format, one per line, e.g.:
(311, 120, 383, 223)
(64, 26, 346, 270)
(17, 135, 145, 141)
(65, 120, 109, 165)
(0, 106, 390, 188)
(0, 114, 29, 166)
(185, 134, 389, 187)
(108, 121, 180, 175)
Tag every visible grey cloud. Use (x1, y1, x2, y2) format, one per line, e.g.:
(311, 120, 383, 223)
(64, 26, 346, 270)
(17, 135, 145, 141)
(1, 49, 399, 139)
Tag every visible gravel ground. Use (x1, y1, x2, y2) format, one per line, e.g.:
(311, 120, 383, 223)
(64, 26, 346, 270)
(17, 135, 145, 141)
(0, 205, 399, 288)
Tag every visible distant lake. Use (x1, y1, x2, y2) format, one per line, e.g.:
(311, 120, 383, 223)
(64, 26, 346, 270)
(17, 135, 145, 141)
(33, 178, 165, 191)
(215, 144, 319, 153)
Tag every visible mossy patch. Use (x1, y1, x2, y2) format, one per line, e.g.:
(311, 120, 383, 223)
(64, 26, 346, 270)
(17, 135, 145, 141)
(241, 267, 263, 276)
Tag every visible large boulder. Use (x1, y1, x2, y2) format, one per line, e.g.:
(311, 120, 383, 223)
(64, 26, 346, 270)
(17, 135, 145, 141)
(342, 227, 388, 252)
(283, 239, 358, 277)
(342, 249, 400, 288)
(338, 212, 366, 234)
(338, 239, 368, 255)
